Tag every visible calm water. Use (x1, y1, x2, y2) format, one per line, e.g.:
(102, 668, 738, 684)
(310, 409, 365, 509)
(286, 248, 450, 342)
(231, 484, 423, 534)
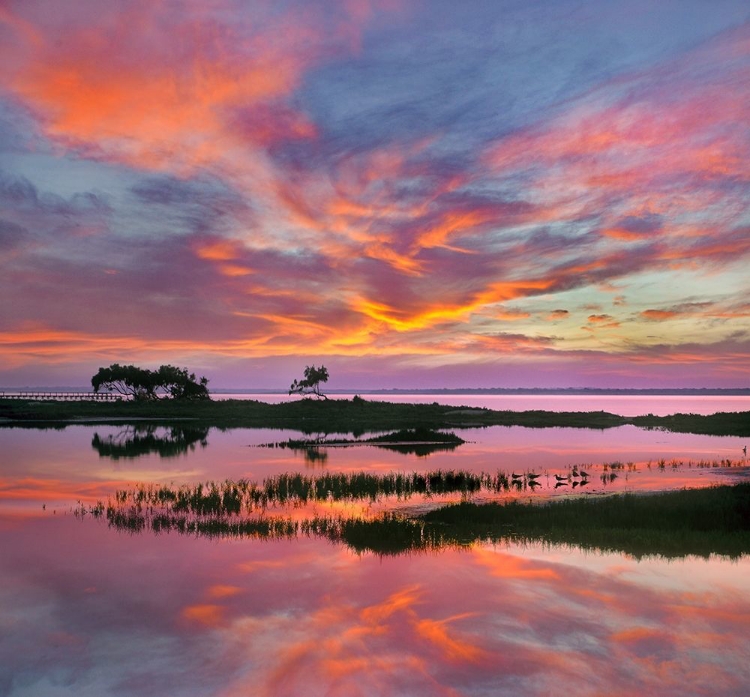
(213, 392, 750, 416)
(1, 413, 749, 696)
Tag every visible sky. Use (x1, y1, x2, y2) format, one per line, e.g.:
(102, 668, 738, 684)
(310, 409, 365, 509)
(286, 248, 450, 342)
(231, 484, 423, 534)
(0, 0, 748, 390)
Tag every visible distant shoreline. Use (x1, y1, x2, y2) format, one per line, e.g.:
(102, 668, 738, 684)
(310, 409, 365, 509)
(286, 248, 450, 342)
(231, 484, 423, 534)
(219, 387, 750, 396)
(2, 386, 750, 396)
(2, 396, 749, 436)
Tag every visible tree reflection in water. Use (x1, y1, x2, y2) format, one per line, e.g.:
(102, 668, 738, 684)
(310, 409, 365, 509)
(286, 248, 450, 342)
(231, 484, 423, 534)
(91, 425, 209, 459)
(270, 427, 465, 465)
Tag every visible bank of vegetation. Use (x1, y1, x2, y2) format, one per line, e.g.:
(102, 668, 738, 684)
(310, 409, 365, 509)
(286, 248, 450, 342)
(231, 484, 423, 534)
(2, 396, 749, 436)
(81, 472, 750, 559)
(420, 484, 750, 560)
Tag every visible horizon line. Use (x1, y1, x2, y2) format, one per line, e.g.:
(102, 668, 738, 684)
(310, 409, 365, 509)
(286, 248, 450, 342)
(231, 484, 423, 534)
(3, 386, 750, 395)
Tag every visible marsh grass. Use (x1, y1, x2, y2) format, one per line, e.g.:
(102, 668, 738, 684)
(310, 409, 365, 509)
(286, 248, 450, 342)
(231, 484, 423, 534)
(422, 484, 750, 559)
(91, 463, 750, 558)
(111, 468, 513, 515)
(98, 484, 750, 559)
(108, 456, 746, 520)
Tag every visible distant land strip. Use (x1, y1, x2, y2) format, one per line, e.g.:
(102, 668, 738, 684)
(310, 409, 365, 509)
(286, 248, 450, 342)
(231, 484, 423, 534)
(4, 387, 750, 396)
(203, 387, 750, 396)
(1, 397, 749, 436)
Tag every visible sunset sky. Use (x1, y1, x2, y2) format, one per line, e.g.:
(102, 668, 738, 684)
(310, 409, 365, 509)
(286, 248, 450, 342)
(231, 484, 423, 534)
(1, 0, 748, 389)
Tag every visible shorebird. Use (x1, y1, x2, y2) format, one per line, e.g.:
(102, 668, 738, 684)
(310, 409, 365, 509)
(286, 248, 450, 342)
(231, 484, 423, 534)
(512, 472, 523, 479)
(554, 474, 569, 482)
(743, 446, 747, 456)
(580, 470, 590, 478)
(527, 472, 541, 480)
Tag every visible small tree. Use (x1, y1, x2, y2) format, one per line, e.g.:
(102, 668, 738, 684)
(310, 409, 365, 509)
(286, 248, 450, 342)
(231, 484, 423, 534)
(289, 365, 329, 399)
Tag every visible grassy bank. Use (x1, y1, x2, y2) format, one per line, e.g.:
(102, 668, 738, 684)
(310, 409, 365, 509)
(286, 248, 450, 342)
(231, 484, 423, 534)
(631, 411, 750, 437)
(2, 396, 749, 435)
(421, 484, 750, 559)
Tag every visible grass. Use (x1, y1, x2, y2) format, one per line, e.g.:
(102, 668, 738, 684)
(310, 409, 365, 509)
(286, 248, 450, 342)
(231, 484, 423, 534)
(421, 484, 750, 559)
(108, 468, 511, 513)
(2, 396, 749, 435)
(631, 411, 750, 437)
(89, 468, 750, 559)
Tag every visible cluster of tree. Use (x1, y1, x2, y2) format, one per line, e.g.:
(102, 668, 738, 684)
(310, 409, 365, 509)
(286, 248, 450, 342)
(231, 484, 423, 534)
(91, 364, 210, 401)
(289, 364, 329, 399)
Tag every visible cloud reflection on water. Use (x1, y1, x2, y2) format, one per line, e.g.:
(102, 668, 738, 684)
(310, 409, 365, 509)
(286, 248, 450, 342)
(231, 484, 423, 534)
(1, 515, 749, 696)
(1, 423, 749, 694)
(0, 424, 746, 515)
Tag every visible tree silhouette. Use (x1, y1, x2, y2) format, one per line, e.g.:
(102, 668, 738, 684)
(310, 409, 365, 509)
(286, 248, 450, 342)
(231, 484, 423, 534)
(92, 363, 210, 401)
(289, 365, 329, 399)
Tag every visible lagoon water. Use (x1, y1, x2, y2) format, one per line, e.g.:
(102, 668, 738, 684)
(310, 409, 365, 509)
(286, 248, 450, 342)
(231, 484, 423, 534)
(1, 399, 749, 696)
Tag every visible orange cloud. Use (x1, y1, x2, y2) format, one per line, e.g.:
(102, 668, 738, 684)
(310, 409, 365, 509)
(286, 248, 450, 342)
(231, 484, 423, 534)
(602, 226, 653, 241)
(219, 264, 254, 277)
(495, 309, 532, 321)
(360, 585, 422, 625)
(195, 240, 243, 262)
(586, 314, 621, 329)
(0, 476, 132, 506)
(181, 603, 224, 627)
(415, 209, 498, 250)
(641, 309, 679, 321)
(349, 275, 554, 334)
(415, 615, 488, 663)
(1, 4, 319, 174)
(472, 547, 560, 581)
(207, 584, 243, 599)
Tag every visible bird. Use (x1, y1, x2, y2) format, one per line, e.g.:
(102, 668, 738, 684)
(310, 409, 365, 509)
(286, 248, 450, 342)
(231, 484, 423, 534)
(527, 472, 541, 480)
(554, 474, 569, 482)
(512, 472, 523, 479)
(743, 446, 747, 456)
(580, 470, 590, 478)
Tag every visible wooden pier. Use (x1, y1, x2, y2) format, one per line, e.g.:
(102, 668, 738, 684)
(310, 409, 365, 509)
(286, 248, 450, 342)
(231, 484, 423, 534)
(0, 392, 123, 402)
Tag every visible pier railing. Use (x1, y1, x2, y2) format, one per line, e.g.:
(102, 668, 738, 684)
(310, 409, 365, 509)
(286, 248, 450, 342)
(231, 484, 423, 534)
(0, 392, 123, 402)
